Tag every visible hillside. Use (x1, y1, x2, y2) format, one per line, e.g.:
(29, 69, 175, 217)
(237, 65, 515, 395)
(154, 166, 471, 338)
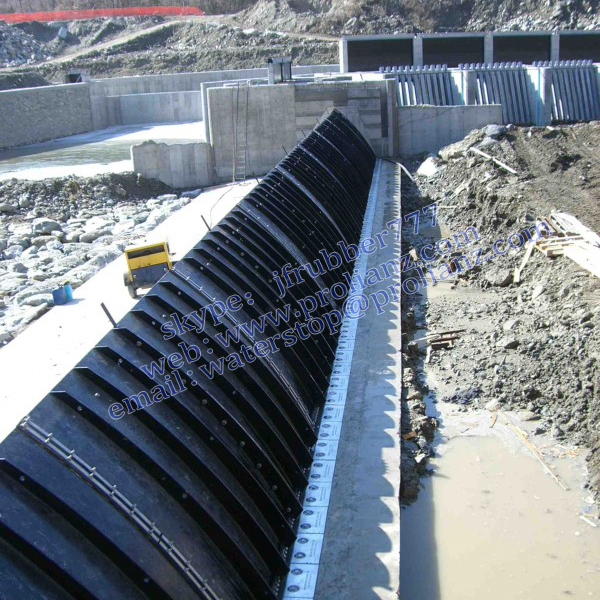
(0, 0, 598, 83)
(240, 0, 599, 34)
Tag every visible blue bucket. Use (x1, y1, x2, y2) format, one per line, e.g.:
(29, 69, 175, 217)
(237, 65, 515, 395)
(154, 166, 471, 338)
(52, 286, 67, 305)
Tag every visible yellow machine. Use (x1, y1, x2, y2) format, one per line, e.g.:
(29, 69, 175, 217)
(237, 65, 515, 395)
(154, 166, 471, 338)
(123, 241, 174, 298)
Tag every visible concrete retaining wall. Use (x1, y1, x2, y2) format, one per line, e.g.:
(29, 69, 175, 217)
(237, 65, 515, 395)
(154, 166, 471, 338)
(206, 80, 395, 182)
(208, 84, 297, 182)
(89, 65, 339, 129)
(200, 80, 266, 143)
(0, 83, 93, 150)
(113, 91, 203, 125)
(397, 104, 503, 155)
(131, 140, 214, 188)
(293, 80, 392, 156)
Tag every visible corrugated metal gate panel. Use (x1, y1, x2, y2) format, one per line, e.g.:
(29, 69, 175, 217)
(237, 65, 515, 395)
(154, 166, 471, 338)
(380, 65, 459, 106)
(462, 62, 533, 124)
(534, 60, 600, 122)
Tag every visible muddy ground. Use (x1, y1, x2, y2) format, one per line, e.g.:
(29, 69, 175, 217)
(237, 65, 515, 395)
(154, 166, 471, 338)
(399, 122, 600, 502)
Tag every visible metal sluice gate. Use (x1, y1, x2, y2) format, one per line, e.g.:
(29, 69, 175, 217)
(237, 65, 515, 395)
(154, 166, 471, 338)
(0, 110, 376, 600)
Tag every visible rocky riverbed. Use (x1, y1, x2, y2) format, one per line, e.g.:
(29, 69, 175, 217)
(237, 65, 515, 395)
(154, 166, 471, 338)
(0, 172, 198, 346)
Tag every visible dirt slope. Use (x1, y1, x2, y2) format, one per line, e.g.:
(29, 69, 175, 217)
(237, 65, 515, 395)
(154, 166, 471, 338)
(403, 122, 600, 496)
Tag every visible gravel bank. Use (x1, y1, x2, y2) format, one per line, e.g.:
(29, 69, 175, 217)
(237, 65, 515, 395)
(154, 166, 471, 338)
(0, 173, 200, 347)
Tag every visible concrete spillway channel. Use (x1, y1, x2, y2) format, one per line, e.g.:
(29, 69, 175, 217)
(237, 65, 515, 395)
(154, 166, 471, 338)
(0, 110, 403, 599)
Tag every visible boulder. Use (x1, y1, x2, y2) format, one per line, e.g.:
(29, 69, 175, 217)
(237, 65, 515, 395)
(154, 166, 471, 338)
(485, 399, 501, 411)
(10, 262, 28, 273)
(502, 318, 521, 331)
(0, 203, 17, 214)
(531, 284, 545, 300)
(64, 231, 81, 243)
(79, 229, 112, 243)
(181, 189, 202, 198)
(416, 156, 441, 178)
(46, 240, 64, 251)
(517, 410, 540, 422)
(479, 136, 499, 149)
(32, 218, 62, 235)
(484, 268, 513, 287)
(497, 336, 519, 349)
(87, 248, 121, 269)
(84, 216, 114, 232)
(31, 235, 57, 247)
(145, 207, 170, 229)
(21, 246, 39, 259)
(4, 244, 24, 259)
(485, 124, 507, 139)
(112, 219, 136, 236)
(439, 142, 465, 161)
(21, 293, 52, 307)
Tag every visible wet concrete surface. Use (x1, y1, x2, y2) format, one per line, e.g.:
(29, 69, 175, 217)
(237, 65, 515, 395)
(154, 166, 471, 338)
(0, 121, 204, 180)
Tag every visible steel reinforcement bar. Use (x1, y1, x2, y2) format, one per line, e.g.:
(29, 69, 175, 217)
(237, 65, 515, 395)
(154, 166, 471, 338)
(0, 109, 376, 600)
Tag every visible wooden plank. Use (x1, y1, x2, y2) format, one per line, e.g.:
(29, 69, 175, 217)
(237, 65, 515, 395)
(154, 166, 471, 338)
(550, 212, 600, 247)
(563, 243, 600, 278)
(514, 241, 535, 283)
(468, 147, 518, 175)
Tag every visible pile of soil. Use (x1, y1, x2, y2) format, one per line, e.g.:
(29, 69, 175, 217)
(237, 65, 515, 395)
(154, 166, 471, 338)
(0, 70, 50, 90)
(0, 19, 52, 67)
(400, 122, 600, 499)
(13, 16, 165, 58)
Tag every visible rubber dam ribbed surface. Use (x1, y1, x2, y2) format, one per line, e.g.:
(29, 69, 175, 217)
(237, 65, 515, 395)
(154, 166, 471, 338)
(0, 110, 376, 600)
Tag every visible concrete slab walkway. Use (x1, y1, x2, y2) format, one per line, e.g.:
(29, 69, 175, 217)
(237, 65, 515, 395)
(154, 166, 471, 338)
(314, 159, 403, 600)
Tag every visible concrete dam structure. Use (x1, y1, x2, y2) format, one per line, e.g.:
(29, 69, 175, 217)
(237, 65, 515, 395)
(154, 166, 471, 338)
(0, 111, 376, 600)
(2, 8, 600, 596)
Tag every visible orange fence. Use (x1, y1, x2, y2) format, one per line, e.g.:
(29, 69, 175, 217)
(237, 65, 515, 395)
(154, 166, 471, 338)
(0, 6, 204, 23)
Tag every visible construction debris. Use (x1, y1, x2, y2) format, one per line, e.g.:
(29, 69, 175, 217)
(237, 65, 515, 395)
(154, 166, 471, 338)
(534, 212, 600, 278)
(468, 146, 518, 175)
(403, 122, 600, 501)
(500, 411, 569, 491)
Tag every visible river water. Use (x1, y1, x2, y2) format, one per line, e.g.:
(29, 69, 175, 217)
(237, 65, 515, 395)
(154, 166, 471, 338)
(0, 121, 203, 180)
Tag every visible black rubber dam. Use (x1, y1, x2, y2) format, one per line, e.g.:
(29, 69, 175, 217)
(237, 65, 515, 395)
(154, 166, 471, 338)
(0, 110, 376, 600)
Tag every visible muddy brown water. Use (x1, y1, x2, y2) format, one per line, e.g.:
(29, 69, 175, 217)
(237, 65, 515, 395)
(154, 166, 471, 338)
(400, 269, 600, 599)
(401, 430, 600, 599)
